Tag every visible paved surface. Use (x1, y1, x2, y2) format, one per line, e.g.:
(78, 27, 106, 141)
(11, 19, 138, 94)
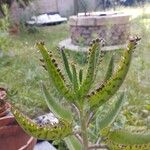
(34, 141, 57, 150)
(59, 38, 126, 52)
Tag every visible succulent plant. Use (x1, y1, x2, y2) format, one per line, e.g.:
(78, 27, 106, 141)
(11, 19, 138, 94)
(10, 36, 150, 150)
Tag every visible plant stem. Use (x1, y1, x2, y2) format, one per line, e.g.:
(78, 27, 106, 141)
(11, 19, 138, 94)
(80, 110, 88, 150)
(88, 144, 108, 149)
(74, 133, 83, 144)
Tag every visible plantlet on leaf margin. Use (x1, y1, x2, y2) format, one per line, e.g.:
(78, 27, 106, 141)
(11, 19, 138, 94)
(9, 36, 150, 150)
(87, 36, 141, 110)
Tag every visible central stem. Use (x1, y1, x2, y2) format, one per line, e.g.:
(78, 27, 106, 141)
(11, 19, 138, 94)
(80, 110, 88, 150)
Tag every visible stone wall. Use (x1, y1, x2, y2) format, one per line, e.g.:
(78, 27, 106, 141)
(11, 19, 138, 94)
(57, 0, 74, 17)
(9, 0, 74, 24)
(69, 13, 130, 46)
(9, 0, 104, 21)
(33, 0, 75, 17)
(35, 0, 58, 14)
(10, 1, 25, 24)
(10, 1, 36, 24)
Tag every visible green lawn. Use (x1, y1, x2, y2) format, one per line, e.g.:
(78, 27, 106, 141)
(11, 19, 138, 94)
(0, 6, 149, 127)
(0, 24, 70, 117)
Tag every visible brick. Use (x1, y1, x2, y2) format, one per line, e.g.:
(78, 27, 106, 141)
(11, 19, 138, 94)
(69, 13, 130, 46)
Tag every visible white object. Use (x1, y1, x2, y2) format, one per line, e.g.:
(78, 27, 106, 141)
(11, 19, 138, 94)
(35, 113, 59, 125)
(27, 13, 67, 25)
(34, 141, 57, 150)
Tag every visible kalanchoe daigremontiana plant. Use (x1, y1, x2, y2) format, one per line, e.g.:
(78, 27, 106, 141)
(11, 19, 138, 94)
(11, 36, 150, 150)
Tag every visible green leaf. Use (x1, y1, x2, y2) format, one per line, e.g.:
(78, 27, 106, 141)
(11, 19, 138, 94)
(64, 135, 82, 150)
(107, 129, 150, 145)
(97, 93, 124, 131)
(88, 39, 138, 110)
(91, 54, 114, 98)
(79, 69, 83, 84)
(78, 40, 100, 97)
(36, 42, 74, 101)
(94, 44, 104, 80)
(61, 48, 72, 82)
(41, 83, 72, 121)
(145, 104, 150, 111)
(11, 107, 73, 140)
(71, 64, 79, 92)
(104, 55, 114, 82)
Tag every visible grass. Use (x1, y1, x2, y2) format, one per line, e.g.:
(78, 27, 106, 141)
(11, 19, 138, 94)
(0, 24, 70, 117)
(0, 5, 150, 126)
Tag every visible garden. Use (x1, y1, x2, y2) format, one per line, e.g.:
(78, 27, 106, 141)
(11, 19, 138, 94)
(0, 1, 150, 150)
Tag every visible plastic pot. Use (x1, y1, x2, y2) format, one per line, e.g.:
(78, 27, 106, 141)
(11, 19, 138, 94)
(0, 116, 37, 150)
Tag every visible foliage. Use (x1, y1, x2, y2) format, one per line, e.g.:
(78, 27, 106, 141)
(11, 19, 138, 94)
(0, 0, 32, 10)
(0, 4, 9, 31)
(0, 24, 69, 119)
(0, 4, 12, 51)
(64, 49, 87, 65)
(8, 35, 150, 150)
(0, 4, 149, 149)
